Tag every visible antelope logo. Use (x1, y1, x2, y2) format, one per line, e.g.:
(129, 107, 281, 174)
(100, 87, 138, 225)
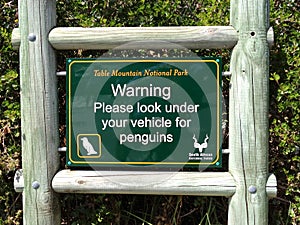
(193, 134, 209, 153)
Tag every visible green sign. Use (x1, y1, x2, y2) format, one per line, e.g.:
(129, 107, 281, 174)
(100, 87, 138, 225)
(66, 58, 222, 168)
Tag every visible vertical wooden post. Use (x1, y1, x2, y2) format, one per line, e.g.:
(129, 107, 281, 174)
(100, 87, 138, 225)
(229, 0, 269, 224)
(19, 0, 60, 224)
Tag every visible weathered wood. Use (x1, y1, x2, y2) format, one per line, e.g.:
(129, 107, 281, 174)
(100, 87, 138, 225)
(52, 170, 236, 196)
(13, 169, 24, 193)
(51, 170, 277, 198)
(228, 0, 271, 224)
(19, 0, 60, 224)
(13, 26, 237, 49)
(11, 29, 20, 49)
(15, 169, 277, 198)
(49, 26, 237, 49)
(266, 173, 277, 199)
(11, 26, 274, 50)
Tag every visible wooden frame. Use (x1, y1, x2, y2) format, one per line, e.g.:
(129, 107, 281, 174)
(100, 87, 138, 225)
(14, 0, 274, 224)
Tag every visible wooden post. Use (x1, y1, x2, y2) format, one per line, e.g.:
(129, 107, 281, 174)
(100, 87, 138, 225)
(19, 0, 60, 224)
(229, 0, 270, 224)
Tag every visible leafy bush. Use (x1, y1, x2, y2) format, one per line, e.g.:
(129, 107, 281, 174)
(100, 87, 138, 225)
(0, 1, 21, 224)
(269, 0, 300, 224)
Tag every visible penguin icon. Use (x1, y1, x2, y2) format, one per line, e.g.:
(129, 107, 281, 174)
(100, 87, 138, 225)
(80, 137, 98, 155)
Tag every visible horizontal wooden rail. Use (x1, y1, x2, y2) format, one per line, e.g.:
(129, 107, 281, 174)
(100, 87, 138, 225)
(11, 26, 274, 50)
(12, 26, 236, 50)
(14, 170, 277, 198)
(52, 170, 236, 196)
(49, 170, 277, 198)
(50, 26, 237, 49)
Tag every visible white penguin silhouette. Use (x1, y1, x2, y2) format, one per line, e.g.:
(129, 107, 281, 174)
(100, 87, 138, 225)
(81, 137, 98, 155)
(193, 134, 209, 153)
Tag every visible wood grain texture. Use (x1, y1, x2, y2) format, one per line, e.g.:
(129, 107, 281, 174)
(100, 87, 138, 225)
(52, 170, 276, 198)
(19, 0, 60, 224)
(12, 26, 237, 49)
(228, 0, 271, 224)
(15, 170, 276, 198)
(12, 26, 274, 50)
(48, 26, 237, 49)
(52, 170, 236, 197)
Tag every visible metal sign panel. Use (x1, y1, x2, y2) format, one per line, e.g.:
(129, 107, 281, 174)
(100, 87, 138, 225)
(66, 58, 222, 169)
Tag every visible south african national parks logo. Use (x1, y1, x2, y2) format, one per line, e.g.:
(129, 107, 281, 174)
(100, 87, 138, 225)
(189, 134, 213, 162)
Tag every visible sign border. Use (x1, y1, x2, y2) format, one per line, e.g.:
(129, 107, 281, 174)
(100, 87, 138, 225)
(67, 59, 221, 166)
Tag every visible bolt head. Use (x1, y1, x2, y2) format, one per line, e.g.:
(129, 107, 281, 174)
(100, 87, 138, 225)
(28, 33, 36, 42)
(32, 181, 40, 189)
(248, 185, 257, 194)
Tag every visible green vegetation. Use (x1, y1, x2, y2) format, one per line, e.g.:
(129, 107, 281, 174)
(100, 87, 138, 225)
(269, 0, 300, 224)
(0, 1, 21, 224)
(0, 0, 299, 224)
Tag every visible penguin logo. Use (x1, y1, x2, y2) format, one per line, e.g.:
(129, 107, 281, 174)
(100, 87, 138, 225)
(81, 137, 98, 155)
(77, 134, 101, 158)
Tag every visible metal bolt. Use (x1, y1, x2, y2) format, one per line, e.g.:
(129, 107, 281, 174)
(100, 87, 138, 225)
(32, 181, 40, 189)
(28, 33, 36, 42)
(248, 185, 257, 194)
